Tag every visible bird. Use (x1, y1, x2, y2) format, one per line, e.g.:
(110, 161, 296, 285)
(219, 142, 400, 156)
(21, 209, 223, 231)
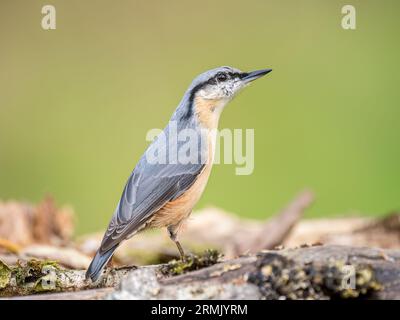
(86, 66, 272, 281)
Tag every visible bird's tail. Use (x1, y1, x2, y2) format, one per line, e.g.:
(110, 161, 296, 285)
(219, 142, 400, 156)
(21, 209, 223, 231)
(86, 246, 117, 282)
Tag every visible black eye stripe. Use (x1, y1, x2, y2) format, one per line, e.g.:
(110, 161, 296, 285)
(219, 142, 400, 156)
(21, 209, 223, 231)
(207, 78, 217, 85)
(183, 70, 243, 120)
(216, 73, 227, 82)
(225, 72, 246, 79)
(214, 72, 233, 83)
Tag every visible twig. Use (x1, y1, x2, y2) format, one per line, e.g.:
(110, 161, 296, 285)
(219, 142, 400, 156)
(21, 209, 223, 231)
(235, 190, 314, 254)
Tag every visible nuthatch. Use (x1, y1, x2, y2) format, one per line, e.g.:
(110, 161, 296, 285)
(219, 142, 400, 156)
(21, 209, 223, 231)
(86, 66, 271, 281)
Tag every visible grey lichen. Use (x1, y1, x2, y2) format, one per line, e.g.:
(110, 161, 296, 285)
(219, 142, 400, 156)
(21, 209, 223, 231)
(107, 267, 161, 300)
(247, 253, 383, 300)
(108, 265, 260, 300)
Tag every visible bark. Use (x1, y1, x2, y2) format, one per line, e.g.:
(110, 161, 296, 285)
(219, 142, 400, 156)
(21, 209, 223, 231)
(107, 245, 399, 300)
(0, 259, 136, 297)
(2, 245, 400, 300)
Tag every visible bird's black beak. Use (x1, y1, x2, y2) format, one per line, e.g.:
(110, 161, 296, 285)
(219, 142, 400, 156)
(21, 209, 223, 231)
(241, 69, 272, 83)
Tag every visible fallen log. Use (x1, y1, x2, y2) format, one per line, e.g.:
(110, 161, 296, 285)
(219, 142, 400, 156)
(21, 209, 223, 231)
(0, 259, 136, 296)
(108, 245, 399, 300)
(2, 245, 400, 300)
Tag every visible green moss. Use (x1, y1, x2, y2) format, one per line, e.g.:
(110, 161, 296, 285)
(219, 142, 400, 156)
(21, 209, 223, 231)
(122, 240, 217, 266)
(0, 259, 62, 296)
(0, 260, 11, 289)
(14, 259, 60, 287)
(160, 249, 222, 276)
(247, 253, 383, 300)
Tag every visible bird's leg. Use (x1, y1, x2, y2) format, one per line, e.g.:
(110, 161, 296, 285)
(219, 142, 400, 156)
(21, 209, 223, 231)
(167, 224, 185, 260)
(175, 241, 185, 259)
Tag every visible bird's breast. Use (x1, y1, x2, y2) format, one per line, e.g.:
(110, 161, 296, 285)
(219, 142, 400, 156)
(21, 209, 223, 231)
(194, 96, 225, 130)
(149, 131, 215, 228)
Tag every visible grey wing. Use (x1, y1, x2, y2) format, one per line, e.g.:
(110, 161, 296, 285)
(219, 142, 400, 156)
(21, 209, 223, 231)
(98, 158, 205, 254)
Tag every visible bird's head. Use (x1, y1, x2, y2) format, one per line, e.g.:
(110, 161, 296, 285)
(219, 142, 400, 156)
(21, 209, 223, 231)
(182, 66, 272, 127)
(190, 66, 272, 102)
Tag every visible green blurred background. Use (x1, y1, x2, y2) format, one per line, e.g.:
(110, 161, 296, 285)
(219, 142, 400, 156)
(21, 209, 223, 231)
(0, 0, 399, 235)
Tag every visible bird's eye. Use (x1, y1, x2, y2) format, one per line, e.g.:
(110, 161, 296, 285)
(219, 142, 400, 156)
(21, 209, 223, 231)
(216, 73, 227, 82)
